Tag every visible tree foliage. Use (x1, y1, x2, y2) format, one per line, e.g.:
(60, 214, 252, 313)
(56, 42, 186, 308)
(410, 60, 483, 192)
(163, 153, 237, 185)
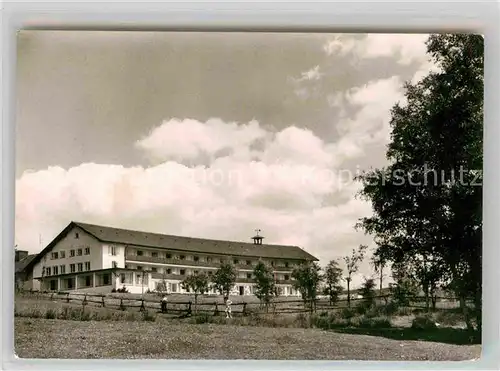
(356, 34, 483, 331)
(181, 272, 210, 313)
(323, 260, 344, 305)
(212, 262, 237, 297)
(253, 260, 276, 310)
(360, 277, 377, 309)
(291, 262, 323, 312)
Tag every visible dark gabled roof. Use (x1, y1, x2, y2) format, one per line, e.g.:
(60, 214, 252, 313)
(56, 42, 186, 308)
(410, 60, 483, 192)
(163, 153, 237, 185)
(74, 221, 318, 261)
(15, 254, 37, 274)
(24, 221, 318, 272)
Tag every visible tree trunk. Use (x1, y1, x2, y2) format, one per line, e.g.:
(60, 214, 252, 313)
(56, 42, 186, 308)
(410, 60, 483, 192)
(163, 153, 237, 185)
(379, 269, 383, 296)
(459, 295, 474, 331)
(347, 279, 351, 308)
(430, 283, 437, 311)
(424, 282, 430, 312)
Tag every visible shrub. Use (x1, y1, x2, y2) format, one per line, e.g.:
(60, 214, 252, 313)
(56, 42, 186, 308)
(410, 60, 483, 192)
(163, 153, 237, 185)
(340, 307, 356, 319)
(412, 314, 437, 330)
(142, 311, 156, 322)
(383, 301, 399, 315)
(45, 308, 57, 319)
(311, 314, 330, 329)
(193, 312, 212, 324)
(28, 308, 43, 318)
(123, 312, 136, 321)
(435, 310, 463, 326)
(295, 313, 310, 328)
(116, 286, 129, 293)
(355, 304, 369, 315)
(80, 309, 91, 321)
(359, 316, 392, 329)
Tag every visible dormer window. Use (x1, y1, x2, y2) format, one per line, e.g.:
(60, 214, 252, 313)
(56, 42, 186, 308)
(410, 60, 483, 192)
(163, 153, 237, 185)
(75, 232, 79, 239)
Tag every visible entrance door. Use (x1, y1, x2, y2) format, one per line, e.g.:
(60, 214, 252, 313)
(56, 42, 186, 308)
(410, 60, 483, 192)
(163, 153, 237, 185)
(239, 286, 244, 295)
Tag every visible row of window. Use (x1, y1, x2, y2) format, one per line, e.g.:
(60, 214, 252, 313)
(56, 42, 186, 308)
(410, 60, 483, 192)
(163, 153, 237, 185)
(50, 247, 91, 260)
(44, 261, 91, 276)
(131, 250, 292, 268)
(127, 264, 291, 280)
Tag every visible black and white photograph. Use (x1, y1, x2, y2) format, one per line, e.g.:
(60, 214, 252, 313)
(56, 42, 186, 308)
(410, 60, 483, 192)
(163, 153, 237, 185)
(13, 31, 483, 360)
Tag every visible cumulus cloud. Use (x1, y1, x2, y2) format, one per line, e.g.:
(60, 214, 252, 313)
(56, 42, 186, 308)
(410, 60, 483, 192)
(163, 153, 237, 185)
(323, 33, 441, 86)
(135, 118, 268, 162)
(298, 65, 322, 81)
(324, 33, 430, 65)
(16, 117, 385, 288)
(16, 33, 440, 289)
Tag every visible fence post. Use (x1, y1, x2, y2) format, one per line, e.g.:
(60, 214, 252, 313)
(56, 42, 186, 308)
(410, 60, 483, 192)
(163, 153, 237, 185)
(120, 298, 125, 311)
(213, 302, 219, 316)
(140, 299, 145, 312)
(242, 302, 247, 316)
(187, 301, 192, 316)
(101, 296, 105, 308)
(82, 294, 88, 306)
(66, 293, 70, 303)
(50, 292, 54, 301)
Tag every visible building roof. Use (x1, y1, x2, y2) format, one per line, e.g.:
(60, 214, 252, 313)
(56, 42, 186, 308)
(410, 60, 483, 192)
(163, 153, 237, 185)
(25, 221, 318, 271)
(15, 254, 37, 274)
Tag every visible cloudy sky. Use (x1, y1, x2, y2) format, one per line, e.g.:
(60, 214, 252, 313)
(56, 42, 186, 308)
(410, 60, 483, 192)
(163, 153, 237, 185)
(15, 31, 438, 287)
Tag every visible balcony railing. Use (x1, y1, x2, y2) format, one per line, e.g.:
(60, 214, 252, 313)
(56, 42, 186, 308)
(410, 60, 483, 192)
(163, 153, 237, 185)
(125, 253, 295, 271)
(151, 272, 185, 280)
(149, 272, 294, 285)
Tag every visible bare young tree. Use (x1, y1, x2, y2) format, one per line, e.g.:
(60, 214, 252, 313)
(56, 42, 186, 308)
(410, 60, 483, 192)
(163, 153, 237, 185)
(343, 244, 367, 307)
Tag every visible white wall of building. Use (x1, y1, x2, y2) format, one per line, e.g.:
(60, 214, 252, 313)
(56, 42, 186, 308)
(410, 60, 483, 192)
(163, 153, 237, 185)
(101, 243, 126, 269)
(31, 226, 103, 289)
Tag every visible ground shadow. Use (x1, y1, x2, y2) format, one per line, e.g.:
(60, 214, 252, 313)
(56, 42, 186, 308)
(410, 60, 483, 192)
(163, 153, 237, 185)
(333, 327, 481, 345)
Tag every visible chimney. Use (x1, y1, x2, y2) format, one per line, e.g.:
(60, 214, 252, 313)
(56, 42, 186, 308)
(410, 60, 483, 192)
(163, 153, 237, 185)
(15, 249, 28, 262)
(251, 229, 264, 245)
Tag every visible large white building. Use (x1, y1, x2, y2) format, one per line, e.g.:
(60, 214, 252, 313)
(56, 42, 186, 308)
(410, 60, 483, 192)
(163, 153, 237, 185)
(22, 221, 318, 296)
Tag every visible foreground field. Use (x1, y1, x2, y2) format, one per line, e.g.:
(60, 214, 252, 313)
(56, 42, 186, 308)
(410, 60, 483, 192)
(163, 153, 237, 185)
(15, 318, 480, 360)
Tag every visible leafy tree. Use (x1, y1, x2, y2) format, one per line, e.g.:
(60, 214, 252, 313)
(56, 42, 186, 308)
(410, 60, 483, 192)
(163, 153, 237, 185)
(181, 272, 209, 313)
(253, 260, 276, 310)
(291, 262, 323, 312)
(155, 271, 169, 295)
(360, 277, 377, 309)
(212, 262, 237, 298)
(390, 262, 420, 307)
(343, 245, 367, 307)
(356, 34, 483, 332)
(323, 260, 344, 306)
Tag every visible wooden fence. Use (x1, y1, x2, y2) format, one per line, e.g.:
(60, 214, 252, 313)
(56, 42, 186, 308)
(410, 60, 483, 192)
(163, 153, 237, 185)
(16, 290, 463, 317)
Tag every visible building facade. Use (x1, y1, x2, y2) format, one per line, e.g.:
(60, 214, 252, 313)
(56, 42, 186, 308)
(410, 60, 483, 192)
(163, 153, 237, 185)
(15, 249, 36, 291)
(25, 221, 318, 296)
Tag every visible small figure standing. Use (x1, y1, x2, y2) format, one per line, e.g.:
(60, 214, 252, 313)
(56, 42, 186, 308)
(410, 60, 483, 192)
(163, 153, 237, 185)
(224, 296, 232, 319)
(161, 295, 168, 313)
